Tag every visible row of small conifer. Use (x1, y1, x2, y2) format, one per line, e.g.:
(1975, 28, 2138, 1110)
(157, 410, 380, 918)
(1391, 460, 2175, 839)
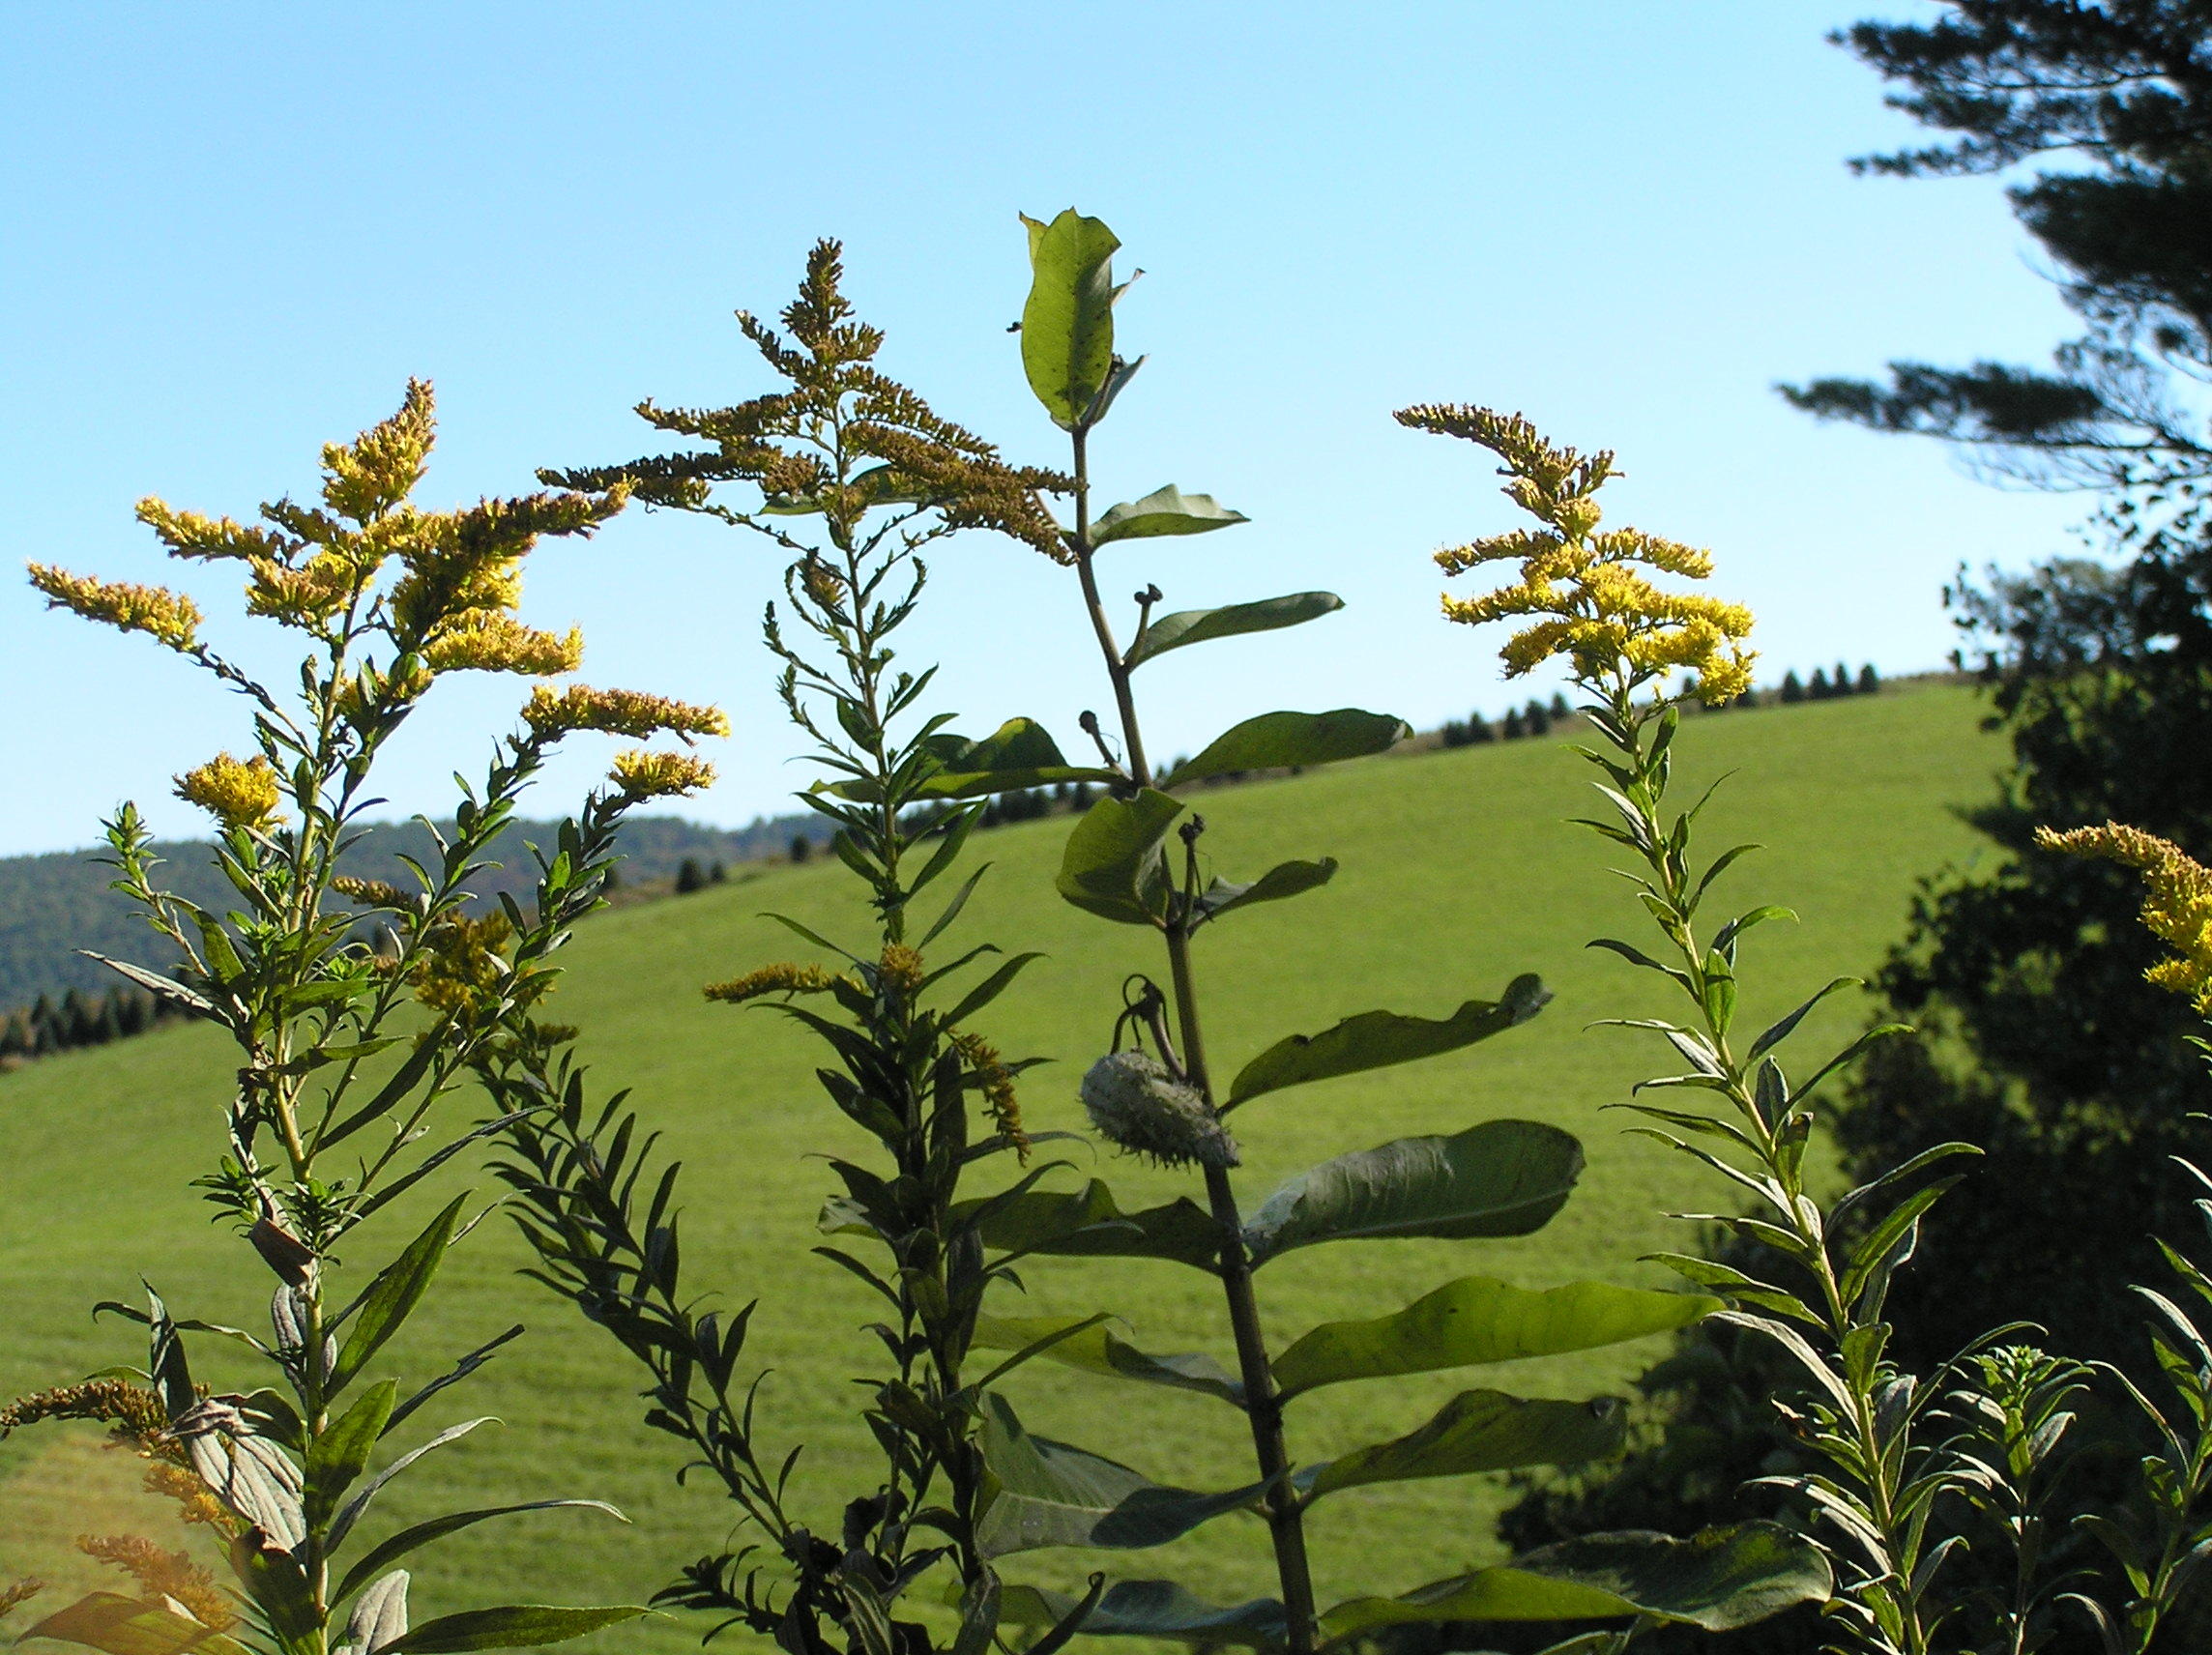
(0, 983, 196, 1064)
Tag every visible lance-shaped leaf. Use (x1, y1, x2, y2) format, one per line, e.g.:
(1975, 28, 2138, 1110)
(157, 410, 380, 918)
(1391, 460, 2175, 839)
(1273, 1276, 1720, 1400)
(997, 1581, 1286, 1649)
(959, 1178, 1221, 1271)
(1318, 1523, 1833, 1642)
(825, 718, 1117, 801)
(1158, 710, 1409, 790)
(1126, 592, 1342, 670)
(1021, 209, 1121, 428)
(1296, 1390, 1627, 1503)
(973, 1314, 1243, 1404)
(25, 1593, 253, 1655)
(975, 1392, 1267, 1555)
(333, 1503, 628, 1608)
(1091, 485, 1251, 546)
(1230, 975, 1551, 1108)
(1056, 789, 1184, 926)
(1194, 860, 1337, 925)
(382, 1605, 648, 1654)
(1242, 1120, 1584, 1267)
(333, 1194, 469, 1391)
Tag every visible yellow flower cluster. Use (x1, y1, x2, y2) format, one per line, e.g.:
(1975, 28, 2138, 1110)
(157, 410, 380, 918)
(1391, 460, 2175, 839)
(424, 614, 584, 676)
(950, 1029, 1028, 1161)
(704, 962, 836, 1003)
(1395, 405, 1756, 703)
(610, 749, 715, 800)
(412, 911, 514, 1018)
(75, 1535, 233, 1633)
(26, 565, 201, 652)
(244, 554, 357, 624)
(2038, 823, 2212, 1013)
(174, 753, 282, 830)
(332, 874, 415, 912)
(524, 683, 729, 742)
(877, 944, 925, 994)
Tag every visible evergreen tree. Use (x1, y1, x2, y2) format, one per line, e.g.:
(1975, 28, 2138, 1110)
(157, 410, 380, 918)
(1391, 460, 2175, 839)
(1735, 684, 1761, 709)
(61, 988, 94, 1048)
(1467, 711, 1495, 743)
(1780, 668, 1806, 703)
(1501, 706, 1526, 740)
(0, 1010, 25, 1059)
(30, 994, 57, 1054)
(675, 857, 707, 894)
(789, 832, 812, 863)
(1834, 659, 1852, 694)
(1069, 781, 1095, 808)
(115, 988, 149, 1037)
(710, 859, 727, 883)
(92, 994, 121, 1045)
(1857, 661, 1880, 694)
(1548, 690, 1570, 718)
(1809, 666, 1832, 699)
(1524, 697, 1552, 736)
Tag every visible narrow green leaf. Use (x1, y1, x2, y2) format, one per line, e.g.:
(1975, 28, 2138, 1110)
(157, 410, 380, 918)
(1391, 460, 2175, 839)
(1126, 592, 1341, 669)
(973, 1314, 1242, 1405)
(1243, 1120, 1585, 1266)
(1274, 1276, 1720, 1400)
(384, 1605, 649, 1654)
(1091, 485, 1251, 546)
(1748, 976, 1861, 1060)
(996, 1581, 1285, 1648)
(334, 1195, 469, 1390)
(975, 1392, 1267, 1555)
(305, 1379, 396, 1528)
(1195, 859, 1338, 924)
(1159, 710, 1409, 789)
(1298, 1389, 1627, 1501)
(1019, 209, 1121, 428)
(1055, 789, 1184, 926)
(1229, 975, 1549, 1107)
(334, 1501, 627, 1608)
(1318, 1523, 1833, 1641)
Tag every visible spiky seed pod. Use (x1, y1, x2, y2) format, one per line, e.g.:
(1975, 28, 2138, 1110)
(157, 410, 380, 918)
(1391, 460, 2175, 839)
(1080, 1051, 1238, 1170)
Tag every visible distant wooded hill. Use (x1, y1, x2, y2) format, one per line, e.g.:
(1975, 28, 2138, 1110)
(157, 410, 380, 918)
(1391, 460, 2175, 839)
(0, 812, 826, 1008)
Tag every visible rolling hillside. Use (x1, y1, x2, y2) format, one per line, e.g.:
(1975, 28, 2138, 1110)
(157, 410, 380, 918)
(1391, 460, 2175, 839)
(0, 686, 2005, 1651)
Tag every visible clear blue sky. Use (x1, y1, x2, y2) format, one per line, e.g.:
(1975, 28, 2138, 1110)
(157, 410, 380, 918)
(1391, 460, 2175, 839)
(0, 2, 2087, 857)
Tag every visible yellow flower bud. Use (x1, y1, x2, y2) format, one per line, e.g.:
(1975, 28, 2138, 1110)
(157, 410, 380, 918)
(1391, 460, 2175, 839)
(175, 752, 282, 830)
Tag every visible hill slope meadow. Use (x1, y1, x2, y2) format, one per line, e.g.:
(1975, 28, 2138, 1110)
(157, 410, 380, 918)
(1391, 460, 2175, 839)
(0, 687, 2003, 1650)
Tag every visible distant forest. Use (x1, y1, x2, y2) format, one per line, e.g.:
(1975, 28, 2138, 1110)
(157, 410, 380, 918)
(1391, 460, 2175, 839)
(0, 811, 828, 1008)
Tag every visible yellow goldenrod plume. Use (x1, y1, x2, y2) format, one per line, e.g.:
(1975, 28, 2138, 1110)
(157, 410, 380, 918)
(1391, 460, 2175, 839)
(704, 963, 835, 1003)
(411, 911, 514, 1017)
(425, 615, 584, 676)
(2038, 823, 2212, 1014)
(877, 944, 925, 994)
(524, 683, 728, 742)
(609, 749, 715, 800)
(1397, 405, 1756, 704)
(174, 752, 282, 830)
(28, 564, 202, 652)
(321, 377, 437, 525)
(950, 1029, 1029, 1162)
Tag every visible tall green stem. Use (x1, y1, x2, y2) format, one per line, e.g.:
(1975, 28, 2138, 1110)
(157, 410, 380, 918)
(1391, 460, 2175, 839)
(1067, 431, 1319, 1654)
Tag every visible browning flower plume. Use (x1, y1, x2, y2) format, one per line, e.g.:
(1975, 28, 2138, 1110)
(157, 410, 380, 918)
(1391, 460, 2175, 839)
(2038, 823, 2212, 1013)
(1396, 405, 1756, 703)
(174, 752, 282, 830)
(76, 1536, 234, 1631)
(704, 963, 836, 1003)
(525, 683, 729, 742)
(27, 566, 201, 652)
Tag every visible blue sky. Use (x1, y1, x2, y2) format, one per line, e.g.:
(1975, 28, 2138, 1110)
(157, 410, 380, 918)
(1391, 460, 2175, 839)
(0, 2, 2089, 857)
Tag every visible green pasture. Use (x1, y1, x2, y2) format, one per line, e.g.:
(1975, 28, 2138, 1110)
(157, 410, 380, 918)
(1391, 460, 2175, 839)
(0, 686, 2003, 1650)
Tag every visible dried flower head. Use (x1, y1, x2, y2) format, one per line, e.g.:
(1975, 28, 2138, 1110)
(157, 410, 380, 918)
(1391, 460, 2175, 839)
(76, 1536, 234, 1631)
(1396, 405, 1756, 703)
(27, 565, 202, 652)
(412, 912, 514, 1018)
(704, 963, 836, 1003)
(2038, 822, 2212, 1013)
(424, 614, 584, 676)
(175, 752, 282, 830)
(0, 1581, 44, 1623)
(1080, 1050, 1239, 1170)
(610, 749, 715, 800)
(877, 944, 925, 994)
(332, 875, 415, 912)
(524, 684, 728, 742)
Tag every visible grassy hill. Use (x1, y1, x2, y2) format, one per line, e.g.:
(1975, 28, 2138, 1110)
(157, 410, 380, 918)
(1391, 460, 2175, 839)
(0, 686, 2005, 1650)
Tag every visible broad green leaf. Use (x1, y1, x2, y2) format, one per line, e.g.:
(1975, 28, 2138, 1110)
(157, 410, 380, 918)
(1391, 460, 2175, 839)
(973, 1314, 1242, 1404)
(1195, 860, 1337, 924)
(1297, 1389, 1626, 1502)
(24, 1593, 253, 1655)
(975, 1392, 1266, 1556)
(1230, 974, 1551, 1108)
(960, 1179, 1221, 1271)
(1091, 485, 1250, 546)
(1020, 210, 1121, 428)
(1126, 592, 1341, 669)
(1273, 1276, 1721, 1399)
(997, 1581, 1285, 1648)
(1243, 1120, 1584, 1266)
(384, 1605, 649, 1654)
(1318, 1523, 1833, 1642)
(825, 718, 1117, 801)
(1056, 789, 1184, 926)
(1158, 710, 1409, 790)
(305, 1378, 397, 1528)
(334, 1195, 468, 1392)
(334, 1501, 627, 1607)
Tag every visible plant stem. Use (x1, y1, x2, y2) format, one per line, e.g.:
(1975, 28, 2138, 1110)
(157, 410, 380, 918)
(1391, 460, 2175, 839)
(1067, 430, 1319, 1653)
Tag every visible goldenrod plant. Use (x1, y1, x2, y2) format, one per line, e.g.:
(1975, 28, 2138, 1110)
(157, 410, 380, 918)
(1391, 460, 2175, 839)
(2, 384, 720, 1655)
(1406, 402, 1994, 1655)
(951, 212, 1831, 1655)
(484, 244, 1096, 1655)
